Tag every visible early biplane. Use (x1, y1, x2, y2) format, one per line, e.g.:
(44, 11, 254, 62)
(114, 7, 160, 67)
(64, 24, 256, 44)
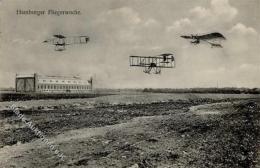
(181, 32, 226, 48)
(129, 53, 175, 74)
(43, 34, 89, 51)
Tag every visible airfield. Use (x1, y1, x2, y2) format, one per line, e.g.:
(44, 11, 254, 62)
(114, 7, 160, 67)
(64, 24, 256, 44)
(0, 92, 260, 168)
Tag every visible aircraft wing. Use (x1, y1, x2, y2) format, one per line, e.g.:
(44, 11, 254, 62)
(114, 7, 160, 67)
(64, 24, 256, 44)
(43, 38, 69, 45)
(199, 32, 226, 40)
(64, 36, 89, 45)
(53, 34, 66, 39)
(129, 56, 175, 68)
(158, 53, 173, 57)
(180, 35, 192, 39)
(43, 38, 55, 44)
(201, 40, 223, 48)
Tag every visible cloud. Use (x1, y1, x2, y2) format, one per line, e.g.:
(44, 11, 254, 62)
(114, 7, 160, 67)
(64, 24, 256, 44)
(95, 6, 164, 47)
(210, 0, 238, 21)
(189, 6, 211, 19)
(94, 7, 143, 44)
(229, 23, 258, 35)
(97, 7, 141, 26)
(239, 63, 259, 71)
(190, 0, 237, 22)
(166, 0, 238, 35)
(225, 23, 260, 64)
(166, 18, 191, 32)
(143, 18, 159, 27)
(12, 38, 37, 45)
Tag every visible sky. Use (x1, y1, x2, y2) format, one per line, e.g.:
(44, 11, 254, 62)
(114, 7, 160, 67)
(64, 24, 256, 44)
(0, 0, 260, 88)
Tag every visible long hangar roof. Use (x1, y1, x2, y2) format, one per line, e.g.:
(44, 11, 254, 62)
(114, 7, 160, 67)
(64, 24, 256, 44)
(16, 73, 90, 85)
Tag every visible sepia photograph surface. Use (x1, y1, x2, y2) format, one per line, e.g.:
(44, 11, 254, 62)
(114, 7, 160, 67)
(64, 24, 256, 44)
(0, 0, 260, 167)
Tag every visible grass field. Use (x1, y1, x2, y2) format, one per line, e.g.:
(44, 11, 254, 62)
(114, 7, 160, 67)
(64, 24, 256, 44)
(0, 93, 259, 167)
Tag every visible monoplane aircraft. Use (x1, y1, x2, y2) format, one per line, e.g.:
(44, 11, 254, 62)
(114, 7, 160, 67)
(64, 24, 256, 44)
(181, 32, 226, 48)
(129, 53, 175, 74)
(43, 34, 89, 51)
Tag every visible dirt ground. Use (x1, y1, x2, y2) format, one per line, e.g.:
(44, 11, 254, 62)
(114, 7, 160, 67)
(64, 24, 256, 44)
(0, 96, 259, 168)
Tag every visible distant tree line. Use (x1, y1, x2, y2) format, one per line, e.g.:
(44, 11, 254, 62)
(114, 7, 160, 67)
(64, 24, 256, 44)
(143, 88, 260, 94)
(0, 87, 15, 92)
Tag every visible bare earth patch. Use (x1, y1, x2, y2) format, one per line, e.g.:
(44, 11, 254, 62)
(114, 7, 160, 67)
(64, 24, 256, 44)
(0, 97, 259, 168)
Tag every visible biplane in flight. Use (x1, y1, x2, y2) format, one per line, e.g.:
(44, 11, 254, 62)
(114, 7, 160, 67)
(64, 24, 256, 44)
(43, 34, 89, 51)
(129, 53, 175, 74)
(181, 32, 226, 48)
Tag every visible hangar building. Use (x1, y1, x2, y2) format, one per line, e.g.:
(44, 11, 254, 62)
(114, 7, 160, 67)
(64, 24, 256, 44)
(15, 73, 92, 93)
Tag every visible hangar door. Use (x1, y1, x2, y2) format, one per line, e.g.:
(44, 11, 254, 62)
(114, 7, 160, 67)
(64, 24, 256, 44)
(16, 78, 35, 92)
